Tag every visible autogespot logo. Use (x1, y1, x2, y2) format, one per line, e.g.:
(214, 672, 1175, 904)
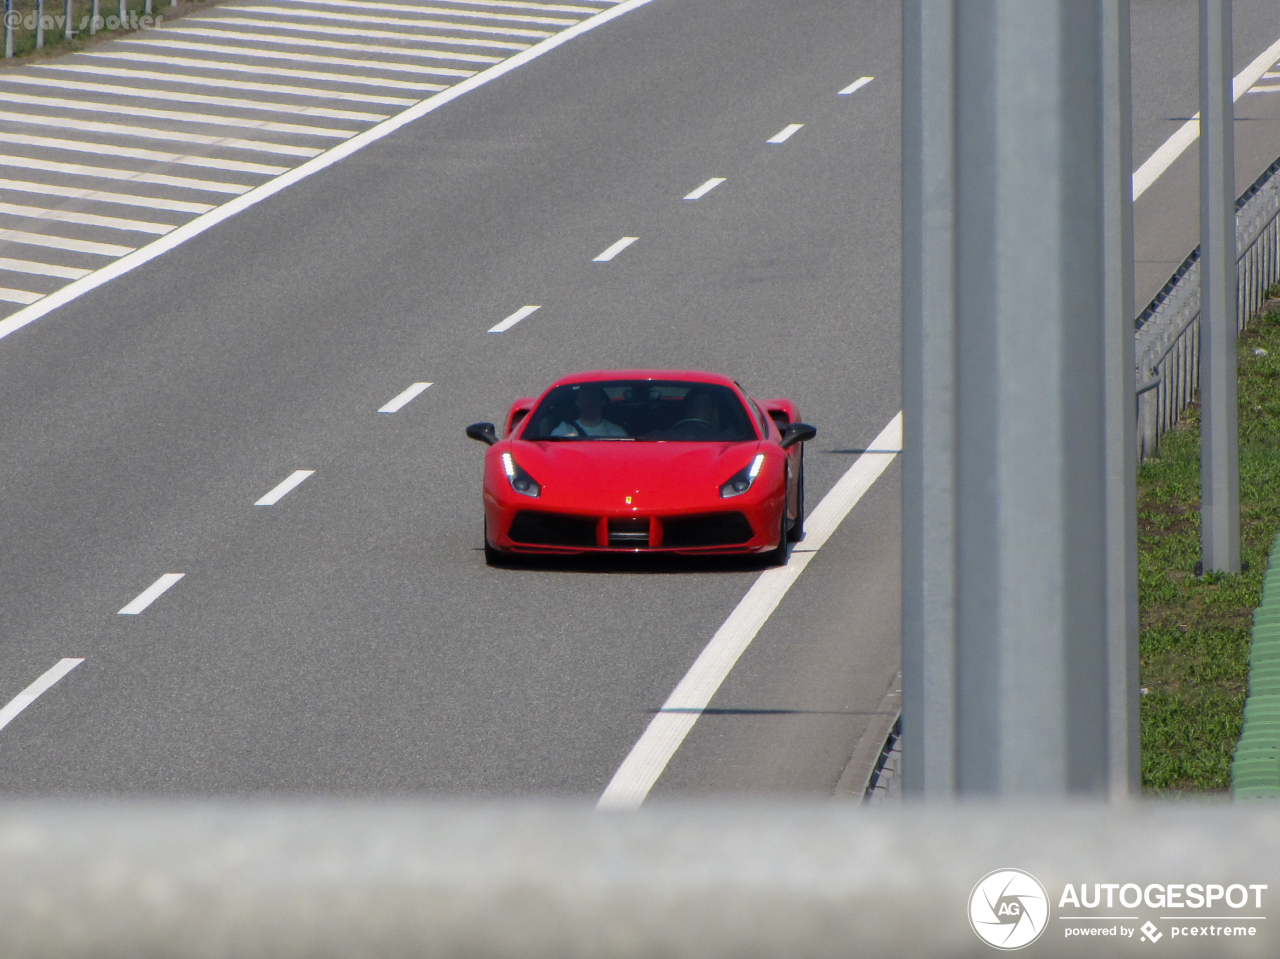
(970, 869, 1051, 950)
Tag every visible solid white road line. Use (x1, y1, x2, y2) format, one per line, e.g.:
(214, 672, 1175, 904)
(0, 202, 175, 235)
(6, 73, 390, 121)
(1132, 35, 1280, 200)
(683, 177, 725, 200)
(378, 381, 433, 412)
(0, 288, 42, 305)
(0, 229, 134, 257)
(256, 469, 316, 505)
(0, 112, 323, 158)
(0, 659, 84, 735)
(838, 76, 874, 95)
(0, 258, 91, 280)
(0, 92, 357, 139)
(195, 17, 522, 54)
(488, 304, 540, 332)
(593, 236, 637, 262)
(158, 26, 502, 64)
(597, 412, 904, 811)
(767, 123, 803, 144)
(0, 132, 289, 175)
(224, 7, 532, 48)
(121, 38, 477, 78)
(0, 154, 251, 195)
(0, 0, 659, 344)
(118, 573, 185, 614)
(0, 179, 215, 214)
(76, 54, 445, 94)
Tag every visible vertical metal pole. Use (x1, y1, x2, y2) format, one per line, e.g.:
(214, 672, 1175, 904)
(117, 0, 124, 25)
(1102, 0, 1140, 798)
(903, 0, 1111, 797)
(902, 0, 958, 798)
(1199, 0, 1240, 574)
(37, 0, 45, 47)
(63, 0, 71, 41)
(4, 0, 13, 58)
(91, 0, 98, 33)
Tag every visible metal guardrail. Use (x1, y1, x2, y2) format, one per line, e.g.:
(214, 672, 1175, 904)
(0, 800, 1276, 958)
(1136, 155, 1280, 459)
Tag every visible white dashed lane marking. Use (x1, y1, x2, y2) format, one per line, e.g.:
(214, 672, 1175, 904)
(118, 573, 185, 615)
(379, 382, 433, 412)
(488, 305, 540, 332)
(684, 177, 725, 200)
(593, 236, 638, 262)
(767, 123, 804, 144)
(255, 470, 316, 506)
(0, 659, 84, 735)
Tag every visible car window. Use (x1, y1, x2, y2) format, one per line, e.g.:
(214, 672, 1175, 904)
(520, 381, 759, 442)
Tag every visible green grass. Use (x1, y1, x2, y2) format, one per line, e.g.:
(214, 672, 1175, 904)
(0, 0, 217, 63)
(1139, 299, 1280, 794)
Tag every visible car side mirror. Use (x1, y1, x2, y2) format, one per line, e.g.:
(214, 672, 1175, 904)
(779, 422, 816, 450)
(466, 422, 499, 446)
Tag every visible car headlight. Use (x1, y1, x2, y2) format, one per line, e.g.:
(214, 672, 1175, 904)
(720, 453, 765, 498)
(501, 452, 541, 497)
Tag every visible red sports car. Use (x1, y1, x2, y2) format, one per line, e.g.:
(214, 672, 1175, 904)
(466, 370, 815, 564)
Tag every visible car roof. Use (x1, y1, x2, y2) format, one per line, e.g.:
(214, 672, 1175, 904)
(546, 370, 740, 389)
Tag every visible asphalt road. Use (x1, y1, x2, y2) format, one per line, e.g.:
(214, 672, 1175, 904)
(2, 0, 1280, 800)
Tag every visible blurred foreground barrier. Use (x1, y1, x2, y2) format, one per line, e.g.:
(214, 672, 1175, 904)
(0, 801, 1277, 958)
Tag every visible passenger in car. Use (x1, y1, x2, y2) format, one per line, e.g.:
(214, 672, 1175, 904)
(550, 384, 629, 437)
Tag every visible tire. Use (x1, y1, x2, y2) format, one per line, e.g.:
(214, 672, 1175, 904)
(483, 518, 504, 566)
(768, 504, 790, 566)
(787, 451, 806, 542)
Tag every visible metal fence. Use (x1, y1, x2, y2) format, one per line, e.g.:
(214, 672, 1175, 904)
(1136, 156, 1280, 459)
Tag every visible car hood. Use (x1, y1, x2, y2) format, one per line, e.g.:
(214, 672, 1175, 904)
(509, 439, 762, 509)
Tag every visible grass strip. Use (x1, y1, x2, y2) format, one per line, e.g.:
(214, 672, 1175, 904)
(1140, 293, 1280, 794)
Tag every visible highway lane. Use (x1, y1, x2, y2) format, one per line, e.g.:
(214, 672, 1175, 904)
(0, 0, 903, 796)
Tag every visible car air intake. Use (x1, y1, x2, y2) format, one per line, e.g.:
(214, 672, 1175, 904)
(661, 512, 754, 548)
(509, 511, 598, 547)
(607, 517, 650, 547)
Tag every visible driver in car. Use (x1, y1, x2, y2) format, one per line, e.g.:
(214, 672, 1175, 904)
(551, 384, 628, 437)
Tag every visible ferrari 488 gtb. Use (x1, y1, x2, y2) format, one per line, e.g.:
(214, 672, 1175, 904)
(466, 370, 815, 564)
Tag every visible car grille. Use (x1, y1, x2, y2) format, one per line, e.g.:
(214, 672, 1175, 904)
(508, 511, 599, 547)
(607, 517, 651, 547)
(661, 512, 754, 548)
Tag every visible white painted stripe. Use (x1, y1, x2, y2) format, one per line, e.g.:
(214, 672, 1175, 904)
(0, 288, 43, 305)
(0, 111, 322, 158)
(232, 4, 553, 39)
(0, 132, 289, 175)
(224, 6, 531, 47)
(683, 177, 724, 200)
(0, 258, 91, 280)
(121, 38, 476, 78)
(0, 154, 251, 195)
(767, 123, 804, 144)
(0, 659, 84, 735)
(159, 25, 502, 64)
(378, 381, 432, 412)
(597, 412, 904, 810)
(0, 229, 134, 256)
(197, 16, 524, 53)
(1132, 35, 1280, 200)
(0, 92, 356, 139)
(0, 179, 214, 215)
(488, 304, 539, 332)
(56, 60, 427, 100)
(1246, 85, 1280, 94)
(276, 0, 579, 26)
(593, 236, 637, 261)
(118, 573, 185, 614)
(407, 0, 599, 10)
(0, 202, 174, 235)
(0, 0, 659, 344)
(7, 73, 389, 121)
(838, 76, 874, 95)
(255, 469, 316, 505)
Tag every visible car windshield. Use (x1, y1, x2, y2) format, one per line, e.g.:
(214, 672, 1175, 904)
(520, 380, 759, 442)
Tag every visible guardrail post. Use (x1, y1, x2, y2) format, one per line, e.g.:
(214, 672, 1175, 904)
(1102, 0, 1140, 797)
(1199, 0, 1241, 574)
(903, 0, 1110, 795)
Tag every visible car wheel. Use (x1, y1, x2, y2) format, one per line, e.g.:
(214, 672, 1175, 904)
(787, 450, 805, 542)
(768, 505, 789, 566)
(484, 518, 504, 567)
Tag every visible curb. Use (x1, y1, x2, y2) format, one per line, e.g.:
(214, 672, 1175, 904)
(1232, 530, 1280, 798)
(832, 671, 901, 802)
